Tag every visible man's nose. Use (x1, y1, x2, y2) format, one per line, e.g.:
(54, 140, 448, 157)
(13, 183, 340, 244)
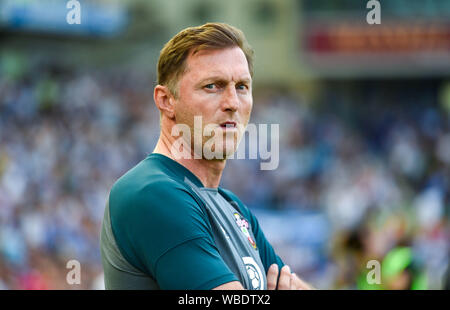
(221, 85, 239, 112)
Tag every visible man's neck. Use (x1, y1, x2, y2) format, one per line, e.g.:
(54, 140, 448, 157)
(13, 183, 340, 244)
(153, 135, 226, 188)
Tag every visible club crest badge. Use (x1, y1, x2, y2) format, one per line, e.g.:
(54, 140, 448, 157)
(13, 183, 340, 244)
(233, 213, 257, 250)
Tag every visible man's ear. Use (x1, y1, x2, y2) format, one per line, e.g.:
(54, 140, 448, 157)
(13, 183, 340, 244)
(154, 85, 176, 120)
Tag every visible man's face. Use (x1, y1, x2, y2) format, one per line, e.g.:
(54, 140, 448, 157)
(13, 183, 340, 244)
(173, 46, 253, 159)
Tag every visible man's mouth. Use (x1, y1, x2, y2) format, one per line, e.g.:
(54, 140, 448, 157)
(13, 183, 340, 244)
(219, 121, 237, 129)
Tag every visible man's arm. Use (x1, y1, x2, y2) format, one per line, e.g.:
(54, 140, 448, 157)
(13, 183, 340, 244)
(212, 265, 314, 290)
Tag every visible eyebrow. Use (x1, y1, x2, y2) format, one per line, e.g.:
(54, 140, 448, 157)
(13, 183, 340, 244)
(198, 75, 252, 85)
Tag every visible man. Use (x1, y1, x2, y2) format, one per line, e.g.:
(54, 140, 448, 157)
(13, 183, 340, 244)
(100, 22, 312, 290)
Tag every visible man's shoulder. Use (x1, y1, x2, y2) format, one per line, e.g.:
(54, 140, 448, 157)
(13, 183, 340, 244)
(103, 156, 215, 279)
(109, 155, 196, 211)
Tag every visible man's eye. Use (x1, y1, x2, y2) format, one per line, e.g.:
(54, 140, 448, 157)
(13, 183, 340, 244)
(237, 84, 247, 90)
(204, 84, 215, 89)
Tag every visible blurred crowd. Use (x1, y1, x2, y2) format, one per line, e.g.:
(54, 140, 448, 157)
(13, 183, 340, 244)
(0, 52, 449, 289)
